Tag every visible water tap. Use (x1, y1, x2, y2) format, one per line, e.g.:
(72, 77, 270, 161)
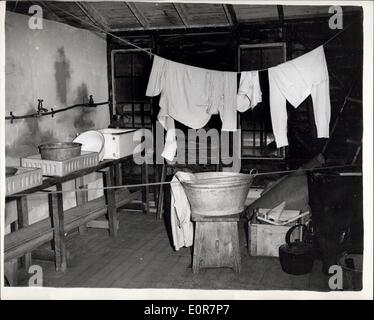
(37, 99, 48, 115)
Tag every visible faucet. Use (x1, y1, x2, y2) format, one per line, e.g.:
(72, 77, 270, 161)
(37, 99, 48, 115)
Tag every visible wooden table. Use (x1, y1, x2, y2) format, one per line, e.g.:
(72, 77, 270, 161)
(4, 155, 149, 277)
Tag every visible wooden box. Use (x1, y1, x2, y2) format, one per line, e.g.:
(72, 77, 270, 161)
(248, 223, 293, 257)
(248, 207, 310, 257)
(99, 128, 143, 160)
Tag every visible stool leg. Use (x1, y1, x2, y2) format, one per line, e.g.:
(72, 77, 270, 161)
(232, 222, 241, 273)
(192, 222, 202, 274)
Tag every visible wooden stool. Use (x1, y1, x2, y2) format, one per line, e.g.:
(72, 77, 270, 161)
(191, 213, 241, 273)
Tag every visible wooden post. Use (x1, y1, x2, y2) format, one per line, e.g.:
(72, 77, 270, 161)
(16, 196, 32, 269)
(103, 167, 118, 237)
(142, 162, 150, 214)
(75, 176, 88, 234)
(157, 163, 167, 219)
(48, 184, 67, 272)
(113, 163, 121, 186)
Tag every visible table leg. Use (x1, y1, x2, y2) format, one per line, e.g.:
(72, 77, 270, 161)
(75, 177, 88, 235)
(16, 196, 32, 269)
(113, 163, 121, 186)
(103, 168, 118, 237)
(157, 163, 167, 220)
(142, 162, 150, 215)
(49, 184, 67, 272)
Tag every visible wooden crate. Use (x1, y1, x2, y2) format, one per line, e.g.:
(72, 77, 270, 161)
(248, 223, 293, 257)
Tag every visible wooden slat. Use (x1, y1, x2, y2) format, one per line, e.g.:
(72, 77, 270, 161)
(222, 4, 237, 27)
(64, 202, 107, 232)
(5, 232, 54, 261)
(116, 189, 142, 208)
(234, 4, 279, 22)
(135, 2, 183, 28)
(173, 3, 190, 27)
(277, 5, 284, 25)
(32, 249, 56, 262)
(75, 1, 109, 31)
(192, 213, 240, 222)
(4, 218, 53, 252)
(126, 2, 150, 29)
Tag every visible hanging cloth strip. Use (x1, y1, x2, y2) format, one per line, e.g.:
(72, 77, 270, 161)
(268, 45, 331, 148)
(170, 171, 195, 251)
(237, 70, 262, 112)
(146, 55, 237, 161)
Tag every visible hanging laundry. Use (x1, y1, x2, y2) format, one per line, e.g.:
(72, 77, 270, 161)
(268, 45, 331, 148)
(237, 70, 262, 112)
(170, 171, 195, 251)
(146, 55, 237, 161)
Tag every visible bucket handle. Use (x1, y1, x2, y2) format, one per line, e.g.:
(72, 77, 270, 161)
(285, 224, 308, 246)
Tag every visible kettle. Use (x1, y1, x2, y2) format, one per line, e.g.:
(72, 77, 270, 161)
(279, 224, 315, 275)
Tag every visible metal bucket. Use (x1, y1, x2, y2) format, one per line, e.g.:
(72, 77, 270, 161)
(181, 171, 255, 216)
(38, 142, 82, 161)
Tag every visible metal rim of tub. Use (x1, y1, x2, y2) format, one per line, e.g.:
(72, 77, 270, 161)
(181, 172, 255, 189)
(38, 142, 82, 150)
(180, 171, 256, 216)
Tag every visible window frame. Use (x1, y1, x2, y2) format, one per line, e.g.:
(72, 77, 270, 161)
(237, 42, 287, 160)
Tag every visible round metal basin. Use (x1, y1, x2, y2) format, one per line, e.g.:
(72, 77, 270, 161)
(181, 172, 255, 216)
(38, 142, 82, 161)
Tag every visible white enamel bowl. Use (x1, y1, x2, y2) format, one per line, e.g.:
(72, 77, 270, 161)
(73, 130, 105, 161)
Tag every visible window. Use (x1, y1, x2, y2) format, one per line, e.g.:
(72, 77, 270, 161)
(238, 43, 286, 159)
(111, 49, 153, 128)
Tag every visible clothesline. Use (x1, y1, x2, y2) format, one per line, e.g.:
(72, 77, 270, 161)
(6, 164, 361, 198)
(47, 2, 360, 74)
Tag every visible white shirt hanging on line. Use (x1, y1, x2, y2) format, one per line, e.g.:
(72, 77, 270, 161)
(236, 70, 262, 112)
(268, 45, 331, 148)
(170, 171, 195, 251)
(146, 55, 238, 161)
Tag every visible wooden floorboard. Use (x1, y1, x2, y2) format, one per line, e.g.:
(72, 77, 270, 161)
(15, 211, 329, 291)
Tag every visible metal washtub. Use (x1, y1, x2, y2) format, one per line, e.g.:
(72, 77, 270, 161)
(181, 171, 256, 216)
(38, 142, 82, 161)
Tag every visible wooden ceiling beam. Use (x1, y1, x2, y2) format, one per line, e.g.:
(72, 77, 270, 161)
(222, 4, 238, 27)
(173, 3, 190, 28)
(111, 24, 233, 33)
(277, 5, 284, 25)
(126, 2, 150, 29)
(75, 2, 110, 32)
